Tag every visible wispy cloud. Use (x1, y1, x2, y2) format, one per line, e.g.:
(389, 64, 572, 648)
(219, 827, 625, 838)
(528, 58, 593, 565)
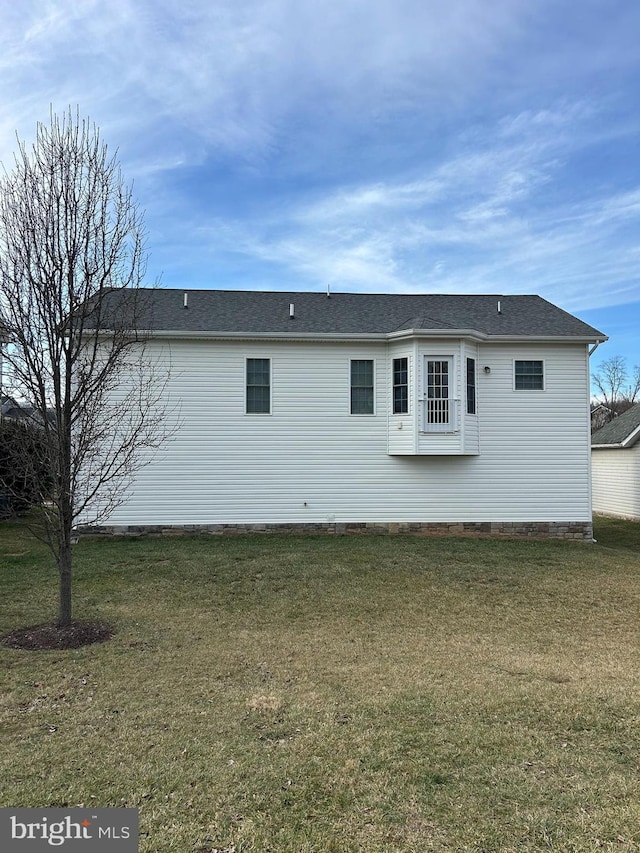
(186, 98, 640, 309)
(0, 0, 639, 323)
(0, 0, 532, 163)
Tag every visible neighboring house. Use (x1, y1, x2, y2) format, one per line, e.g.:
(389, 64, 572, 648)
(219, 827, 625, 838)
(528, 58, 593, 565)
(591, 403, 640, 520)
(590, 403, 616, 433)
(87, 289, 607, 539)
(1, 396, 35, 422)
(0, 396, 55, 427)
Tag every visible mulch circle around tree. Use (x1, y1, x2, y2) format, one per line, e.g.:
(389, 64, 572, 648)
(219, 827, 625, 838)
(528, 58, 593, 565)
(1, 621, 114, 650)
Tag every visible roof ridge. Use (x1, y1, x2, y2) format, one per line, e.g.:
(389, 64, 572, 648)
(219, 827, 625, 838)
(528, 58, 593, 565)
(88, 287, 607, 340)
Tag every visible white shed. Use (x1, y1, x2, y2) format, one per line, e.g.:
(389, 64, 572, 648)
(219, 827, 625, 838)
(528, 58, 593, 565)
(592, 404, 640, 520)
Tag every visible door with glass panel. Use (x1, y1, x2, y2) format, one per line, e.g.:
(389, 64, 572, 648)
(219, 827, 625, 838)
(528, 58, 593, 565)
(424, 357, 454, 430)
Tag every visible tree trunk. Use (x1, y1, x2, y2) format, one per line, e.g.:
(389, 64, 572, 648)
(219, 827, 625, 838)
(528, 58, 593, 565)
(58, 542, 73, 626)
(58, 495, 74, 626)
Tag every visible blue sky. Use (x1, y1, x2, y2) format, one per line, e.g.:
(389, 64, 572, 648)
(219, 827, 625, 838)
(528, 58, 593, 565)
(1, 0, 639, 380)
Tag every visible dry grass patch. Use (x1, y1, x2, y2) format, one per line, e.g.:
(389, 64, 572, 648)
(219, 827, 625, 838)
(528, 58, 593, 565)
(1, 517, 640, 851)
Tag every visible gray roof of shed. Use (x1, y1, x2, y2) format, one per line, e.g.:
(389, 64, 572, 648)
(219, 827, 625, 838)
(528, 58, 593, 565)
(97, 288, 606, 340)
(592, 403, 640, 447)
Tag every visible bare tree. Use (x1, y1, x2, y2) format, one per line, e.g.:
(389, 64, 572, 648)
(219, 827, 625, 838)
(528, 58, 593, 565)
(0, 109, 173, 628)
(592, 355, 640, 422)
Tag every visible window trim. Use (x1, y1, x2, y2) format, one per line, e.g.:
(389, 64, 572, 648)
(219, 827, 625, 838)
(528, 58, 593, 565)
(392, 356, 409, 415)
(349, 358, 375, 415)
(422, 354, 459, 432)
(513, 359, 545, 391)
(245, 357, 272, 414)
(466, 357, 476, 415)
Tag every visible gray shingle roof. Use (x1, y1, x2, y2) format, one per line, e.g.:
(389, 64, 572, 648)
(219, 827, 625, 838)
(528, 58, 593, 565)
(592, 403, 640, 447)
(96, 288, 606, 339)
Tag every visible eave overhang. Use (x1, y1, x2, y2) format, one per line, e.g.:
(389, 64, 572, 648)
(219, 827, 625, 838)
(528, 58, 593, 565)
(592, 422, 640, 450)
(134, 328, 608, 345)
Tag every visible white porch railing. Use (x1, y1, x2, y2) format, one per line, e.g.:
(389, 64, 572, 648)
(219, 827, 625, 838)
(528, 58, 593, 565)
(421, 398, 460, 433)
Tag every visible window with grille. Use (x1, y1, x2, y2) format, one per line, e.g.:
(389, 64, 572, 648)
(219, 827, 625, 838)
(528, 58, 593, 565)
(514, 360, 544, 390)
(392, 357, 409, 414)
(246, 358, 271, 413)
(350, 360, 374, 414)
(426, 358, 451, 425)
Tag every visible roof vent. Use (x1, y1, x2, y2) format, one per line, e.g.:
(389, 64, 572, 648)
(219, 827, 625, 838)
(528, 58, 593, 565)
(183, 292, 189, 309)
(327, 283, 331, 298)
(497, 299, 502, 314)
(289, 303, 295, 319)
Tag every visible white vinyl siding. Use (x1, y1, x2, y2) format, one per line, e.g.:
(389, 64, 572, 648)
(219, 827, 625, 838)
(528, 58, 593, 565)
(474, 343, 589, 515)
(462, 342, 480, 455)
(387, 346, 415, 455)
(592, 446, 640, 520)
(93, 339, 593, 526)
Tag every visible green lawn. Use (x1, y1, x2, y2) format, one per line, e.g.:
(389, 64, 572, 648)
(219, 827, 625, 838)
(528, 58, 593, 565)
(1, 518, 640, 852)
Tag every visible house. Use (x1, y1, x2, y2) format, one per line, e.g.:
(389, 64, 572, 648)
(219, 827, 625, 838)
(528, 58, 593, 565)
(88, 288, 606, 539)
(590, 403, 616, 433)
(1, 395, 26, 421)
(0, 395, 56, 427)
(591, 403, 640, 520)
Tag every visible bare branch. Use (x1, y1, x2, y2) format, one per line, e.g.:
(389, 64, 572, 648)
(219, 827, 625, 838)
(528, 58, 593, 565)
(592, 355, 640, 420)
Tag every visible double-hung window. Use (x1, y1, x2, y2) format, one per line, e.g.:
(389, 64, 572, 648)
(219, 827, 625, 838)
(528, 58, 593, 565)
(392, 357, 409, 414)
(350, 360, 374, 414)
(246, 358, 271, 413)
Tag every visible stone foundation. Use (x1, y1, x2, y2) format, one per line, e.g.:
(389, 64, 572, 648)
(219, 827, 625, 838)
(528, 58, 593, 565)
(78, 520, 594, 541)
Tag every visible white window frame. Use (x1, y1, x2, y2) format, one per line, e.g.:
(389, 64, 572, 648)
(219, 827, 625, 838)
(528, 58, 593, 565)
(466, 357, 477, 415)
(392, 356, 410, 415)
(349, 358, 376, 415)
(245, 357, 272, 415)
(513, 359, 545, 391)
(421, 355, 459, 433)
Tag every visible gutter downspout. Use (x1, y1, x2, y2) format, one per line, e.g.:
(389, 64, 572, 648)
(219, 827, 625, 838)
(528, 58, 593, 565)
(586, 340, 605, 542)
